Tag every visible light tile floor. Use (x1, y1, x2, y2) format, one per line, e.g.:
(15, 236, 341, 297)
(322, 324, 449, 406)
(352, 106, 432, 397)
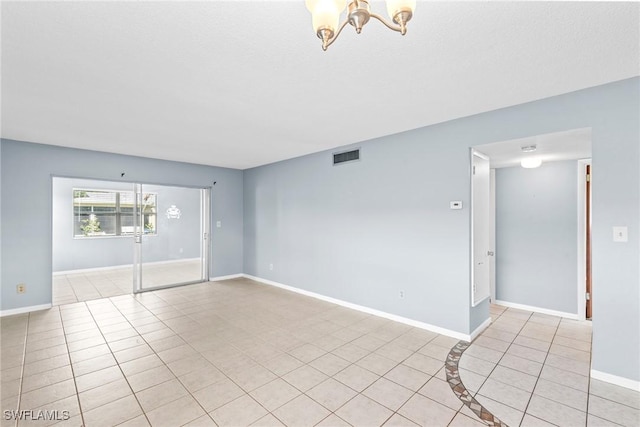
(459, 305, 640, 427)
(1, 278, 638, 426)
(52, 260, 203, 305)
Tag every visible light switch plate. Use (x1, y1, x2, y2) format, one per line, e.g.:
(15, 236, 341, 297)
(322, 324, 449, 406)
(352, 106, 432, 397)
(450, 201, 463, 210)
(216, 221, 222, 228)
(613, 226, 628, 242)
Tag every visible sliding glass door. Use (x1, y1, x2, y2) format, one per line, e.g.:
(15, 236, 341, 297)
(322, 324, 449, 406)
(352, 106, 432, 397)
(133, 183, 209, 292)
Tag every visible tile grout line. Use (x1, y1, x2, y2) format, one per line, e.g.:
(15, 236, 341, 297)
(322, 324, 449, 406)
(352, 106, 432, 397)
(57, 304, 87, 427)
(446, 340, 508, 427)
(470, 309, 531, 418)
(584, 329, 595, 427)
(518, 314, 562, 426)
(79, 299, 152, 426)
(109, 292, 266, 425)
(11, 313, 29, 427)
(27, 285, 617, 427)
(108, 295, 215, 424)
(449, 308, 535, 427)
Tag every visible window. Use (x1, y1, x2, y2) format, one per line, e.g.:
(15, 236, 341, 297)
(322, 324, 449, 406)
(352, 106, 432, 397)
(73, 189, 157, 237)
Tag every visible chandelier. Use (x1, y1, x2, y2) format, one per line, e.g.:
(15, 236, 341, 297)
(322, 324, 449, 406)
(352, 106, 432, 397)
(305, 0, 416, 51)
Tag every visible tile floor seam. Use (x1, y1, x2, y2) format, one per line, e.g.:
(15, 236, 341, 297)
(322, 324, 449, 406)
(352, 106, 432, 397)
(81, 300, 153, 426)
(8, 313, 29, 427)
(103, 295, 217, 425)
(467, 308, 533, 417)
(117, 288, 325, 425)
(10, 282, 635, 427)
(517, 312, 563, 426)
(56, 305, 86, 427)
(583, 328, 593, 427)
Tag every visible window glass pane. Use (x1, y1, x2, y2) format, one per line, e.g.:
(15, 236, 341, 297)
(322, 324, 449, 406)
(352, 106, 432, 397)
(121, 213, 134, 235)
(144, 214, 157, 234)
(73, 190, 117, 237)
(142, 193, 156, 213)
(73, 189, 157, 237)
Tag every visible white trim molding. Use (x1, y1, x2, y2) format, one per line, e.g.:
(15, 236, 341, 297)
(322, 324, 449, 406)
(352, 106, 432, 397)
(591, 369, 640, 392)
(1, 303, 53, 317)
(53, 257, 201, 276)
(209, 274, 243, 282)
(494, 300, 579, 320)
(244, 274, 475, 342)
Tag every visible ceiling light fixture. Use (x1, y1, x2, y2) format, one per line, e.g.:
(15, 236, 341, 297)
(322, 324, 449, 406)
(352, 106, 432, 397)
(520, 144, 542, 168)
(520, 157, 542, 168)
(306, 0, 416, 51)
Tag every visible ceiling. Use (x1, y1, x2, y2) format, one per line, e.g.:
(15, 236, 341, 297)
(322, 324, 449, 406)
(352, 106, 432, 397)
(1, 1, 638, 170)
(477, 127, 592, 169)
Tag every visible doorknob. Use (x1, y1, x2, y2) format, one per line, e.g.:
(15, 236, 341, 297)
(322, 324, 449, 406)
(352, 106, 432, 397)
(487, 251, 494, 256)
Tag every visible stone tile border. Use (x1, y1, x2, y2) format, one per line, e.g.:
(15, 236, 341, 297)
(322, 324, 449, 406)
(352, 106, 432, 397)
(446, 341, 508, 427)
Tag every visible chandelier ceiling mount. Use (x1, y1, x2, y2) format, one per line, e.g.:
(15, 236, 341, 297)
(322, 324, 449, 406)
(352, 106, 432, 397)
(306, 0, 417, 51)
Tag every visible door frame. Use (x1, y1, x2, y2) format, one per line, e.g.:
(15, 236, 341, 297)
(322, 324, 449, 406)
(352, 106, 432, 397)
(470, 149, 491, 307)
(133, 184, 210, 294)
(489, 168, 496, 302)
(577, 158, 591, 320)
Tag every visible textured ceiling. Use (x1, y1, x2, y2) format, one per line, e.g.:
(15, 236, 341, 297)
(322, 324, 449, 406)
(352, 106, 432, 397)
(1, 1, 638, 169)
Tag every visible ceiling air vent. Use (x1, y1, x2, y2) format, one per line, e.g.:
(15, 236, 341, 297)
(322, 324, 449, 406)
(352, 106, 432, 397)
(333, 149, 360, 166)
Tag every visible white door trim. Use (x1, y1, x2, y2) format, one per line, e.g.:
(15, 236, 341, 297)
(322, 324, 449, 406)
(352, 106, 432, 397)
(489, 168, 496, 302)
(471, 149, 491, 307)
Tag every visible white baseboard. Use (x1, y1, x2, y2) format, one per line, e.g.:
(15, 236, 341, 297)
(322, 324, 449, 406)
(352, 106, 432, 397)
(209, 274, 243, 282)
(243, 274, 473, 342)
(591, 369, 640, 392)
(494, 300, 579, 320)
(53, 258, 201, 276)
(53, 264, 132, 276)
(470, 317, 492, 341)
(1, 303, 53, 317)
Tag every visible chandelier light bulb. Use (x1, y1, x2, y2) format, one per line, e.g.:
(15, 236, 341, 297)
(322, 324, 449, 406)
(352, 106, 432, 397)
(386, 0, 416, 32)
(306, 0, 346, 33)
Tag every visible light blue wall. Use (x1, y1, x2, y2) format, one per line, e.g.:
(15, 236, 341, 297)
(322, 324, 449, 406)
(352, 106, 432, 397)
(495, 161, 578, 314)
(244, 78, 639, 383)
(244, 138, 474, 334)
(1, 140, 243, 310)
(52, 178, 202, 272)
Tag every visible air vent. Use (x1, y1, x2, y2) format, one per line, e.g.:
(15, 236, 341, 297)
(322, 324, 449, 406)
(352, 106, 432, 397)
(333, 149, 360, 165)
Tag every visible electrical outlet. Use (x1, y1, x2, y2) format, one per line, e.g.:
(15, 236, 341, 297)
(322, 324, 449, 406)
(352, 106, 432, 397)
(269, 263, 274, 271)
(17, 283, 26, 294)
(399, 290, 405, 299)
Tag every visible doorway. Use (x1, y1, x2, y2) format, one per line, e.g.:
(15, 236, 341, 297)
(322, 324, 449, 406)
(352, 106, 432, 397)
(52, 177, 210, 304)
(473, 128, 592, 319)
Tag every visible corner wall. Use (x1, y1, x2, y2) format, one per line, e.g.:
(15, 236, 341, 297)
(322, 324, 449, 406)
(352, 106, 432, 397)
(243, 78, 639, 384)
(0, 140, 244, 311)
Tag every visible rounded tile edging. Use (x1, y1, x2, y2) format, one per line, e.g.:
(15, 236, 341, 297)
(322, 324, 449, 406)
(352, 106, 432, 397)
(446, 341, 508, 427)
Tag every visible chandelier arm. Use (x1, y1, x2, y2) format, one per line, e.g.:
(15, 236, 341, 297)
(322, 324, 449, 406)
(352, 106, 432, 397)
(368, 13, 404, 33)
(324, 19, 351, 50)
